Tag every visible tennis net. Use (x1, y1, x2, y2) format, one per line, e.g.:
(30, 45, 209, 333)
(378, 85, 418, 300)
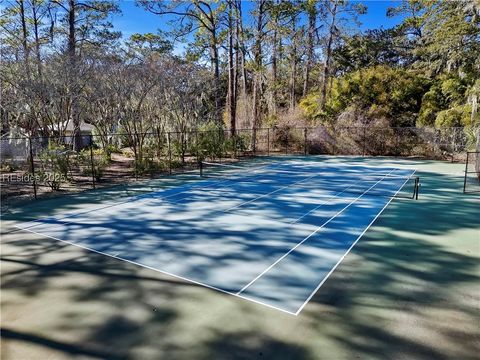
(199, 161, 420, 200)
(463, 151, 480, 194)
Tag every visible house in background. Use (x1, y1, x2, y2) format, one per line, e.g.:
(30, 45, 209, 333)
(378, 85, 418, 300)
(1, 121, 95, 162)
(60, 120, 95, 148)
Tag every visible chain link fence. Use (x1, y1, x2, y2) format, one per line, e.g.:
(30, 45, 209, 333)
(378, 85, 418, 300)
(1, 126, 478, 206)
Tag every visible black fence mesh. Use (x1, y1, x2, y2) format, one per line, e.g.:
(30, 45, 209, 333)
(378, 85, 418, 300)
(1, 126, 478, 206)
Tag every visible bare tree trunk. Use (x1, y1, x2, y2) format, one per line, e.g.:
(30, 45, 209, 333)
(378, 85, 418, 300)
(235, 0, 248, 129)
(270, 3, 279, 117)
(209, 41, 221, 124)
(227, 0, 237, 136)
(251, 0, 266, 151)
(19, 0, 35, 134)
(320, 2, 338, 109)
(290, 14, 298, 109)
(31, 0, 43, 77)
(303, 4, 316, 96)
(68, 0, 82, 151)
(19, 0, 31, 78)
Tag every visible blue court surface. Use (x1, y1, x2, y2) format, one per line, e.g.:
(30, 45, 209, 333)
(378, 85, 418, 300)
(16, 160, 417, 315)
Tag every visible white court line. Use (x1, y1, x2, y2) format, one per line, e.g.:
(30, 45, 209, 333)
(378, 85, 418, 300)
(15, 163, 304, 235)
(289, 183, 358, 224)
(14, 225, 297, 316)
(16, 162, 276, 232)
(289, 167, 415, 224)
(224, 173, 321, 212)
(294, 168, 416, 315)
(12, 166, 416, 315)
(236, 168, 398, 295)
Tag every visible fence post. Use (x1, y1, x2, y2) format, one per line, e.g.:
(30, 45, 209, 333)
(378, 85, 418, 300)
(182, 131, 186, 167)
(362, 126, 367, 156)
(195, 130, 199, 164)
(28, 136, 37, 200)
(304, 127, 308, 156)
(233, 129, 237, 159)
(267, 128, 270, 156)
(332, 127, 337, 155)
(167, 132, 172, 174)
(89, 134, 96, 189)
(451, 127, 458, 162)
(394, 130, 400, 157)
(463, 152, 469, 193)
(219, 128, 223, 163)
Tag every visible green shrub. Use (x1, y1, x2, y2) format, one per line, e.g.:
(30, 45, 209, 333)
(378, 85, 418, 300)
(195, 122, 225, 160)
(121, 148, 135, 158)
(224, 133, 250, 154)
(434, 105, 471, 128)
(38, 143, 71, 190)
(301, 65, 429, 126)
(0, 161, 16, 173)
(77, 148, 110, 181)
(133, 158, 162, 175)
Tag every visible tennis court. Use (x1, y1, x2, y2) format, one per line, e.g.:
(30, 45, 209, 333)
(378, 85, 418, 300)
(14, 159, 419, 315)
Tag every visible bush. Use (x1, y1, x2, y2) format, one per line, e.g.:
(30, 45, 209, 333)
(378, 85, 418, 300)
(301, 65, 429, 127)
(195, 122, 225, 160)
(38, 143, 71, 190)
(121, 148, 135, 158)
(224, 133, 250, 154)
(133, 158, 163, 175)
(0, 161, 16, 173)
(434, 105, 471, 128)
(77, 148, 110, 181)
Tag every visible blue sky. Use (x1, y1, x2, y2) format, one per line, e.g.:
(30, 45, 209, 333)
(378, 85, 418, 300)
(113, 1, 405, 53)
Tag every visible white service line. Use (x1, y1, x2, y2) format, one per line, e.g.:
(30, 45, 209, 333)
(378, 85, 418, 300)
(294, 168, 416, 315)
(289, 183, 358, 224)
(224, 173, 321, 212)
(236, 168, 398, 295)
(16, 162, 275, 232)
(16, 164, 302, 235)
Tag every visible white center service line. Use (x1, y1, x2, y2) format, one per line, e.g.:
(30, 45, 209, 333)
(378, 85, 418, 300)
(236, 168, 397, 295)
(224, 173, 321, 212)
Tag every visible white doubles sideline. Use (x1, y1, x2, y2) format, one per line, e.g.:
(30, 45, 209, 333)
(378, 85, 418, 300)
(14, 163, 413, 315)
(236, 168, 397, 296)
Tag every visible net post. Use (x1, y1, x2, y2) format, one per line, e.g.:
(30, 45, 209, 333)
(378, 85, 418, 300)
(28, 136, 37, 200)
(89, 134, 96, 189)
(199, 160, 203, 177)
(463, 152, 469, 193)
(415, 177, 420, 200)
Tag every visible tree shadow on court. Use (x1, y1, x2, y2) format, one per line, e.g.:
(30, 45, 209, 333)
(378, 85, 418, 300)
(302, 171, 479, 359)
(198, 332, 313, 360)
(1, 233, 311, 359)
(1, 159, 479, 359)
